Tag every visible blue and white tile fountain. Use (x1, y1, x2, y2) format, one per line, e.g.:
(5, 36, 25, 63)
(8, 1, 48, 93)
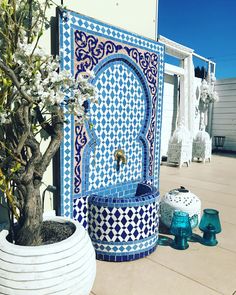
(59, 10, 164, 261)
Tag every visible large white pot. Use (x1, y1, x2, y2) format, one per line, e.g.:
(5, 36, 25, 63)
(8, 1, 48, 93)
(0, 217, 96, 295)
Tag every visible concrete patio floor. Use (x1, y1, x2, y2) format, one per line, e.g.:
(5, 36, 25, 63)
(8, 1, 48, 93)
(90, 153, 236, 295)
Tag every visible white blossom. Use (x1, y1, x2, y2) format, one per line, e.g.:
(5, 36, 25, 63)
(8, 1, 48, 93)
(0, 111, 9, 124)
(1, 20, 97, 132)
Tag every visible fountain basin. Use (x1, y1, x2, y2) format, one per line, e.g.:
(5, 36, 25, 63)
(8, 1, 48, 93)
(88, 183, 159, 262)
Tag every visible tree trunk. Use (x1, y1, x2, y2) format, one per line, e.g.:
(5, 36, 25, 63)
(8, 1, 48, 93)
(15, 182, 43, 246)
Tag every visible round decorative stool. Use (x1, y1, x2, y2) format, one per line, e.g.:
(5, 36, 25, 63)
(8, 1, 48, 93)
(160, 186, 201, 228)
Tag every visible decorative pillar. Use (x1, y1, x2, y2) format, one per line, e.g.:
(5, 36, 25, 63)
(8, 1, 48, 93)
(179, 59, 188, 128)
(179, 55, 195, 134)
(187, 54, 195, 135)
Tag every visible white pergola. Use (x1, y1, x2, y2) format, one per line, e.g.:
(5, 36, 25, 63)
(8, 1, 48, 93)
(158, 35, 216, 135)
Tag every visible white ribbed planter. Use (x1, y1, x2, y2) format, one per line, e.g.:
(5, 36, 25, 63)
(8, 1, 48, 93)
(0, 217, 96, 295)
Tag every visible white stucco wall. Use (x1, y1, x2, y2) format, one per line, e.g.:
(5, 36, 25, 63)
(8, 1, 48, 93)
(42, 0, 158, 55)
(63, 0, 157, 40)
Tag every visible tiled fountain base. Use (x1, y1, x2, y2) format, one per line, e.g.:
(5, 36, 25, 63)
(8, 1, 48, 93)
(88, 183, 159, 261)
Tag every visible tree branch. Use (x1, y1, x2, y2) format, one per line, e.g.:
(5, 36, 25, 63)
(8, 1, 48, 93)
(30, 0, 48, 57)
(0, 60, 33, 104)
(36, 108, 64, 177)
(14, 104, 30, 155)
(16, 132, 29, 155)
(21, 136, 42, 184)
(27, 0, 33, 42)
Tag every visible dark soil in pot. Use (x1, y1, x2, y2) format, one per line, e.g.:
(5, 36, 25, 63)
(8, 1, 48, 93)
(41, 221, 76, 245)
(8, 220, 76, 246)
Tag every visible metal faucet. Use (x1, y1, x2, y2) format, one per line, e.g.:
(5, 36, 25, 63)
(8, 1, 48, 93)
(114, 149, 126, 171)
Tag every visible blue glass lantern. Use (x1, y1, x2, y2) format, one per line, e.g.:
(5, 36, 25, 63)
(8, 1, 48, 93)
(170, 211, 192, 250)
(199, 209, 221, 246)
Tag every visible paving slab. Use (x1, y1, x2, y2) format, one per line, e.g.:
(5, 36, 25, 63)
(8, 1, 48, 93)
(149, 242, 236, 295)
(92, 258, 222, 295)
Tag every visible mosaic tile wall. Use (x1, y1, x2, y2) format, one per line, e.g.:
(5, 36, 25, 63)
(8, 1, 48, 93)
(88, 61, 145, 192)
(59, 10, 164, 219)
(59, 10, 164, 261)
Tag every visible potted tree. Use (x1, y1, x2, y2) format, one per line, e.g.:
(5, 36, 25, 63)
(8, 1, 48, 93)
(0, 0, 96, 293)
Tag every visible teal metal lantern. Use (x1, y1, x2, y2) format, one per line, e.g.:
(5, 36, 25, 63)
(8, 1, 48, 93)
(199, 209, 221, 246)
(170, 211, 192, 250)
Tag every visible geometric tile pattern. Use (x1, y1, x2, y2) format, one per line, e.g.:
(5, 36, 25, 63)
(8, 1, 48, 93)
(153, 65, 164, 188)
(60, 113, 73, 217)
(59, 9, 164, 236)
(73, 196, 88, 229)
(94, 235, 158, 262)
(72, 27, 165, 194)
(87, 183, 160, 261)
(88, 202, 159, 243)
(82, 181, 138, 201)
(73, 31, 163, 187)
(88, 62, 145, 191)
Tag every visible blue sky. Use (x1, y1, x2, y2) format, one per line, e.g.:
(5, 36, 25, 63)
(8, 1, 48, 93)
(158, 0, 236, 79)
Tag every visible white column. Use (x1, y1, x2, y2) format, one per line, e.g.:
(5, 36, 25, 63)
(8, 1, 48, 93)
(178, 55, 195, 135)
(179, 59, 187, 127)
(187, 54, 195, 135)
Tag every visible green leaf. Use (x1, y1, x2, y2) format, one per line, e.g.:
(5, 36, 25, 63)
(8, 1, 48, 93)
(10, 162, 21, 173)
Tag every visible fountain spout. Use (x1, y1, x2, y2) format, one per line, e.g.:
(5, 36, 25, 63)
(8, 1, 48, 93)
(114, 149, 126, 171)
